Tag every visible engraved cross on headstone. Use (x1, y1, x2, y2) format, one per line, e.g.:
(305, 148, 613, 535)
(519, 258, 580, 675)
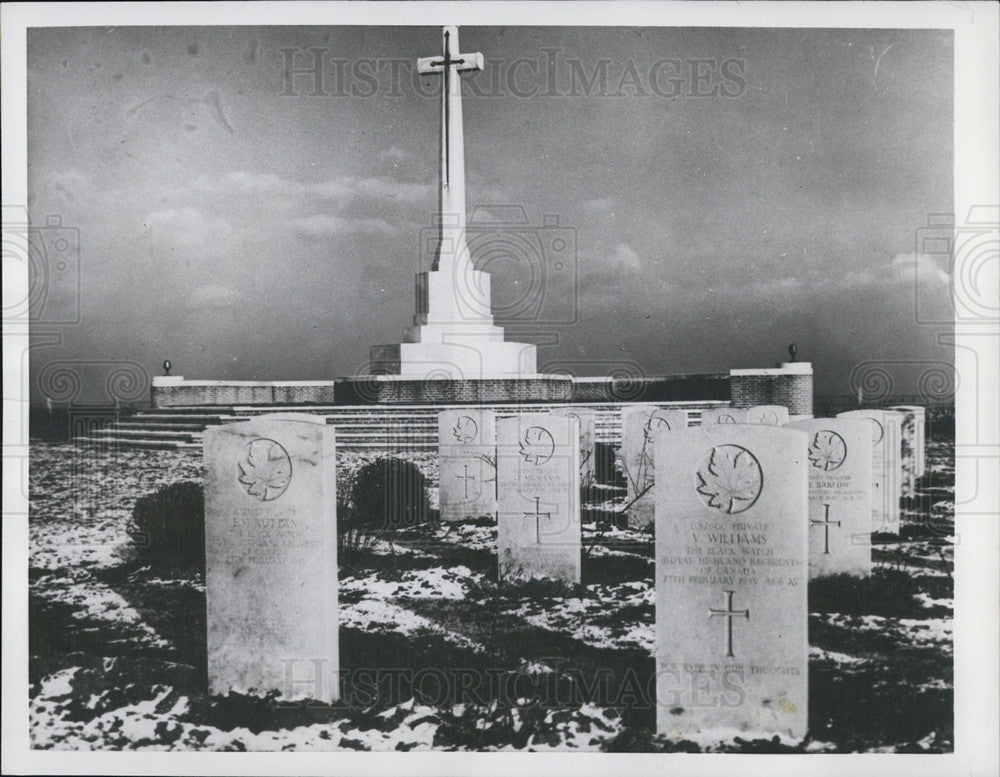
(456, 463, 476, 499)
(523, 496, 552, 544)
(709, 589, 750, 658)
(810, 503, 842, 555)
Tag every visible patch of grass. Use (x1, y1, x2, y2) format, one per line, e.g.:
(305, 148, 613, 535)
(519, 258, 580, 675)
(465, 574, 581, 604)
(808, 662, 952, 751)
(897, 518, 954, 542)
(809, 569, 943, 618)
(809, 616, 951, 664)
(581, 554, 653, 587)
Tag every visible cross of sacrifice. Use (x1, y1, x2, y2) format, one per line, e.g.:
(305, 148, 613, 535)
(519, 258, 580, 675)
(810, 503, 842, 555)
(709, 590, 750, 658)
(523, 496, 552, 545)
(417, 26, 483, 191)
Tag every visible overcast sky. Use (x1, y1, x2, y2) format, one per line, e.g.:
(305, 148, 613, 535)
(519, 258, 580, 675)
(26, 26, 953, 401)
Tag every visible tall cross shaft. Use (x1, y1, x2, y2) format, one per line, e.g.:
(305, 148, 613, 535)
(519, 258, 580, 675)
(417, 26, 483, 272)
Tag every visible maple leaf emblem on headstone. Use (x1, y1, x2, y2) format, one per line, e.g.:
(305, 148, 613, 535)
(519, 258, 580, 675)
(519, 426, 555, 465)
(452, 415, 479, 444)
(808, 430, 847, 471)
(759, 410, 779, 426)
(696, 445, 762, 514)
(237, 438, 292, 501)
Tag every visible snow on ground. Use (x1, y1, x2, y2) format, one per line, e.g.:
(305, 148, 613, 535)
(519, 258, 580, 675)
(27, 432, 955, 752)
(808, 646, 869, 666)
(340, 599, 482, 651)
(31, 572, 169, 648)
(506, 581, 655, 653)
(29, 510, 134, 571)
(489, 704, 622, 751)
(31, 666, 621, 752)
(342, 565, 486, 600)
(428, 522, 496, 552)
(818, 613, 953, 653)
(913, 592, 953, 610)
(656, 724, 806, 752)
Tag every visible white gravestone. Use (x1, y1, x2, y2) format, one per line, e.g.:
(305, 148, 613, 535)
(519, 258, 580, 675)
(552, 407, 597, 485)
(438, 409, 497, 521)
(620, 406, 689, 529)
(787, 418, 873, 577)
(889, 405, 926, 495)
(654, 425, 808, 739)
(745, 405, 790, 426)
(496, 414, 581, 584)
(204, 414, 338, 701)
(837, 410, 904, 535)
(891, 405, 926, 478)
(699, 407, 748, 426)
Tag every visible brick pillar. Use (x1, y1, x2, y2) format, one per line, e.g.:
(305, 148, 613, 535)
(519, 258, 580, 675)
(730, 362, 813, 417)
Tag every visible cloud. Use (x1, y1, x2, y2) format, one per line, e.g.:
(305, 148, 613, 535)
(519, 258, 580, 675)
(311, 176, 431, 203)
(583, 196, 615, 212)
(610, 243, 641, 270)
(378, 146, 408, 163)
(291, 213, 393, 238)
(890, 252, 950, 284)
(143, 207, 235, 256)
(186, 170, 431, 206)
(191, 171, 293, 197)
(191, 284, 240, 306)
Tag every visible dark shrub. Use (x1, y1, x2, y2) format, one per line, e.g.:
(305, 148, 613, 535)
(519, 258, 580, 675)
(129, 481, 205, 570)
(349, 458, 431, 533)
(594, 441, 625, 487)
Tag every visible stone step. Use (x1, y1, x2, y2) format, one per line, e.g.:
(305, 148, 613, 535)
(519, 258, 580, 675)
(91, 426, 198, 438)
(79, 435, 434, 452)
(114, 422, 207, 432)
(75, 401, 729, 450)
(124, 414, 234, 425)
(77, 436, 200, 450)
(98, 425, 441, 441)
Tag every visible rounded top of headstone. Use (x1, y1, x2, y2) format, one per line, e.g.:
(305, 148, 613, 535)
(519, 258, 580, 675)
(163, 359, 172, 376)
(788, 343, 798, 362)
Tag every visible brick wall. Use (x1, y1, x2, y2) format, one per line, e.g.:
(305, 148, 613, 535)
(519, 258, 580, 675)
(571, 374, 731, 403)
(730, 364, 813, 415)
(341, 376, 574, 404)
(152, 382, 339, 408)
(151, 373, 735, 408)
(152, 372, 811, 410)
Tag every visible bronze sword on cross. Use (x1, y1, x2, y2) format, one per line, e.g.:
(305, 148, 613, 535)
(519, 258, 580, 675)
(417, 27, 483, 192)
